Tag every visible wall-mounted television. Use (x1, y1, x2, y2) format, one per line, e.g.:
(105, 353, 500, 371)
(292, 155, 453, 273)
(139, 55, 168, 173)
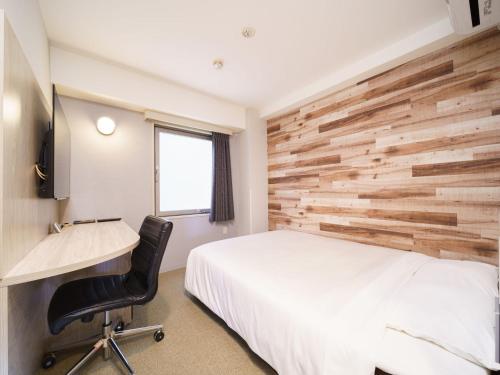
(38, 86, 71, 199)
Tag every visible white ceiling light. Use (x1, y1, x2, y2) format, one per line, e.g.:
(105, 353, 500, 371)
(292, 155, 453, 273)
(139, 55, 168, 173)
(96, 116, 116, 135)
(241, 26, 256, 38)
(212, 59, 224, 70)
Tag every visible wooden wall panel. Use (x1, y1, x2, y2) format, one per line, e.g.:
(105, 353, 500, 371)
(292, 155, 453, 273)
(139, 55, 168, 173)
(0, 17, 59, 375)
(0, 22, 57, 278)
(267, 28, 500, 265)
(0, 19, 132, 375)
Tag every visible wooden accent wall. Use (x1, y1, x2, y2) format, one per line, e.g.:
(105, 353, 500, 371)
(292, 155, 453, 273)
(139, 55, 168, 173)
(267, 28, 500, 265)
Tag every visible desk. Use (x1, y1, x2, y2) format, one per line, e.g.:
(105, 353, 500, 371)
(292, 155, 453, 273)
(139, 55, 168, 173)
(0, 221, 139, 287)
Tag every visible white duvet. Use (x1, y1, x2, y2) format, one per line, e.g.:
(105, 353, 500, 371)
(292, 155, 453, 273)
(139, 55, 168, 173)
(185, 230, 491, 375)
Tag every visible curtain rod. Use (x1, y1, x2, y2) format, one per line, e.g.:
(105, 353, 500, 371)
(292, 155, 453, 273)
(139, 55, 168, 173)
(144, 110, 234, 135)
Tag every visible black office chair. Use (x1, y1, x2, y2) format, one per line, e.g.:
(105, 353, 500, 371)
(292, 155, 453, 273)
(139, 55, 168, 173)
(42, 216, 173, 375)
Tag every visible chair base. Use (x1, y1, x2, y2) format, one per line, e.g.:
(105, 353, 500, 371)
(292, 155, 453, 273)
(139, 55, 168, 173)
(43, 311, 164, 375)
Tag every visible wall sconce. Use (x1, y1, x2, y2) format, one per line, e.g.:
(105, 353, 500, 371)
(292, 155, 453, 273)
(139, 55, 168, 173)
(96, 116, 116, 135)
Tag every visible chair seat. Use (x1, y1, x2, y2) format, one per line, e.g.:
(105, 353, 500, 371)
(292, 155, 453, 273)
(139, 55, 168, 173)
(48, 274, 147, 335)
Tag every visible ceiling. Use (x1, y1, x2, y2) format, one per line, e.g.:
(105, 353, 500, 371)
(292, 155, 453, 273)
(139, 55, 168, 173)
(38, 0, 449, 111)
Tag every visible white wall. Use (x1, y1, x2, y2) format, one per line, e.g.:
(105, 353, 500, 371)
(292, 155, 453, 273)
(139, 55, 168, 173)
(232, 109, 268, 235)
(0, 0, 269, 276)
(58, 96, 239, 272)
(51, 46, 246, 131)
(162, 215, 238, 271)
(0, 0, 50, 102)
(58, 96, 154, 231)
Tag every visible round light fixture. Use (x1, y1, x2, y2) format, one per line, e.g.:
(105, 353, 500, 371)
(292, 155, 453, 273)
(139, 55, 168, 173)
(241, 27, 256, 38)
(212, 59, 224, 70)
(96, 116, 116, 135)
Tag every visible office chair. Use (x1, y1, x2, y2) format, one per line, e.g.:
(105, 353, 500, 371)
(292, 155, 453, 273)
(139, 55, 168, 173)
(42, 216, 173, 375)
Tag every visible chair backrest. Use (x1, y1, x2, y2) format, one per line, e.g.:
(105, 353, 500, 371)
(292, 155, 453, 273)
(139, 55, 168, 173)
(126, 215, 173, 302)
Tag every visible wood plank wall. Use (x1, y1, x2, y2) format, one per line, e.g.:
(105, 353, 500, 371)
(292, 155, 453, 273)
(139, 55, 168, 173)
(267, 28, 500, 265)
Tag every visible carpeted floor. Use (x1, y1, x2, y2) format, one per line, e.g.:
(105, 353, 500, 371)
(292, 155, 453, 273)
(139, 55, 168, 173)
(39, 268, 276, 375)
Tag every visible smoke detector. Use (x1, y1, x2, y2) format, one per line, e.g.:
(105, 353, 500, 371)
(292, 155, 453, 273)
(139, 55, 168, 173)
(212, 59, 224, 70)
(241, 27, 256, 38)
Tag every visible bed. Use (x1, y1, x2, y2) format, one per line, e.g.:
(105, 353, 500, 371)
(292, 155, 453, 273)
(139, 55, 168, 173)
(185, 230, 499, 375)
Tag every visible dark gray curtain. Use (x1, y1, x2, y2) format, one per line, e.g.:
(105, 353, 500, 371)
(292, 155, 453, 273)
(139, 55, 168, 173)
(209, 132, 234, 222)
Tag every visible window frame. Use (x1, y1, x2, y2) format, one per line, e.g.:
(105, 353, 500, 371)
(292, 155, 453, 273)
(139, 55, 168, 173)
(154, 125, 213, 217)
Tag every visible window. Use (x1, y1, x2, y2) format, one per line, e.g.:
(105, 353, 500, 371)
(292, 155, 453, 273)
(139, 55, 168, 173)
(155, 126, 213, 216)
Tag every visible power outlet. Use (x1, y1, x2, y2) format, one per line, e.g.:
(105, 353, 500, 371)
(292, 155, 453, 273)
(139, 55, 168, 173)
(222, 226, 228, 235)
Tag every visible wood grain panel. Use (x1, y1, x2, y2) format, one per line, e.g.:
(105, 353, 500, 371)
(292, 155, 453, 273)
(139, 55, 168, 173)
(0, 23, 58, 278)
(294, 155, 341, 167)
(0, 18, 59, 375)
(0, 20, 133, 375)
(320, 222, 414, 240)
(307, 206, 457, 226)
(267, 28, 500, 265)
(412, 158, 500, 177)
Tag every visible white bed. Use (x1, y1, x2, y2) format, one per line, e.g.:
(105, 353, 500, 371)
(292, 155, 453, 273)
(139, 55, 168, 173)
(185, 230, 497, 375)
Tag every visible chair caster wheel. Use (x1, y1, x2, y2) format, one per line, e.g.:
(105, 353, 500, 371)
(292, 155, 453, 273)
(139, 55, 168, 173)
(154, 329, 164, 342)
(41, 352, 56, 369)
(115, 320, 125, 332)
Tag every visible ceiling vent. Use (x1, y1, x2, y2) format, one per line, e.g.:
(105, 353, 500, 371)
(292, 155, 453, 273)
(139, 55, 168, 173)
(446, 0, 500, 34)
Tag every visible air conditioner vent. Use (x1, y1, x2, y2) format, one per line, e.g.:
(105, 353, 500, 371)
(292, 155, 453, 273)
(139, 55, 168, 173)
(447, 0, 500, 34)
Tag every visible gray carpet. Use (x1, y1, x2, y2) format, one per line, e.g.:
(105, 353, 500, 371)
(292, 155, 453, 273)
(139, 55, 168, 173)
(39, 268, 276, 375)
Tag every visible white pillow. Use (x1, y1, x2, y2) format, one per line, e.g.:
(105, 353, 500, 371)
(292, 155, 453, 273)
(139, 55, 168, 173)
(386, 259, 499, 370)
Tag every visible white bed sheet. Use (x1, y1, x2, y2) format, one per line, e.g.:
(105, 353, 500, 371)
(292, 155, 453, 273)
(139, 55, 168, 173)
(377, 329, 488, 375)
(184, 230, 489, 375)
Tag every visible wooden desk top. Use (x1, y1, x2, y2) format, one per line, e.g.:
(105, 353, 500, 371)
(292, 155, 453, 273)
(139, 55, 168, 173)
(0, 221, 139, 287)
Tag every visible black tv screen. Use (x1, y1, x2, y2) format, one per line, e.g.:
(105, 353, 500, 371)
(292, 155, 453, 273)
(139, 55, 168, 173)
(38, 87, 71, 199)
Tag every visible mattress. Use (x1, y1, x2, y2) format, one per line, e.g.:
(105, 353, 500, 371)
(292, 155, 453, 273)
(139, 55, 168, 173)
(185, 230, 489, 375)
